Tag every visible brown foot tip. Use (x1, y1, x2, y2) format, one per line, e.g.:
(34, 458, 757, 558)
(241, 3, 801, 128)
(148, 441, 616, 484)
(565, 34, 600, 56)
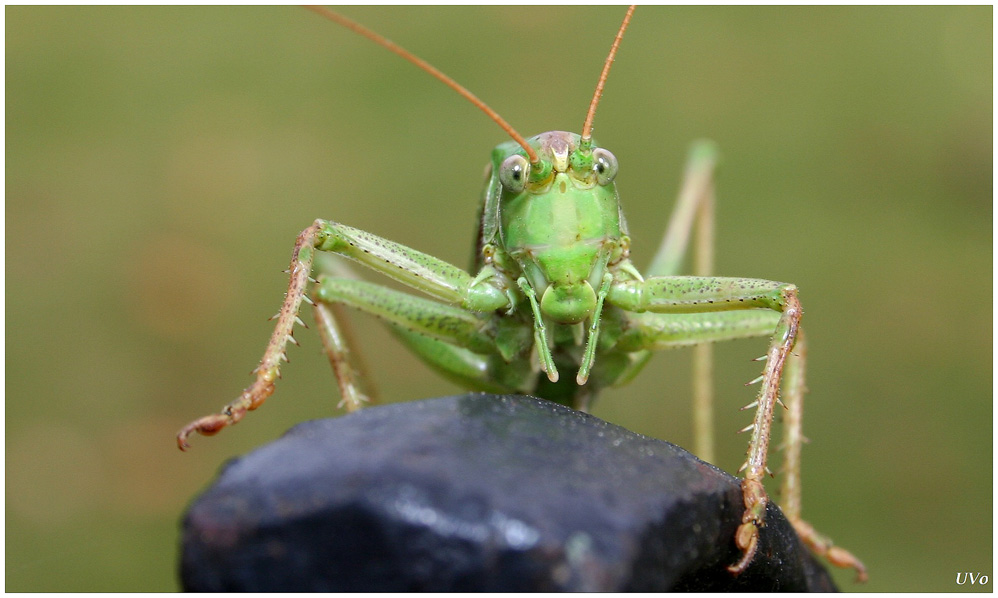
(727, 522, 759, 575)
(827, 545, 868, 582)
(791, 518, 868, 583)
(176, 414, 231, 451)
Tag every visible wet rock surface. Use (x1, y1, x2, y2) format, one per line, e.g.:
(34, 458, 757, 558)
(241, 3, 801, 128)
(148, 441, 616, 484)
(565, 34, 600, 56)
(180, 393, 836, 591)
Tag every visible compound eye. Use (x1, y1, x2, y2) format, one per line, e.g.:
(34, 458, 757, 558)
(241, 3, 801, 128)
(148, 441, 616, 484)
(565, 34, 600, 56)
(499, 154, 530, 192)
(592, 148, 618, 185)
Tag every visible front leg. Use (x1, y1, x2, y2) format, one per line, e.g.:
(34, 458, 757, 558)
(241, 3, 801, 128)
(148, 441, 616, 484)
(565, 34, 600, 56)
(177, 219, 511, 450)
(177, 223, 324, 449)
(728, 285, 801, 574)
(725, 288, 863, 580)
(608, 276, 801, 573)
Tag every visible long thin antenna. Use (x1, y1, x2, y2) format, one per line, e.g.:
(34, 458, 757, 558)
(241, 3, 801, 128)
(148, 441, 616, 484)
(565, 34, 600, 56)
(581, 5, 636, 144)
(305, 5, 539, 164)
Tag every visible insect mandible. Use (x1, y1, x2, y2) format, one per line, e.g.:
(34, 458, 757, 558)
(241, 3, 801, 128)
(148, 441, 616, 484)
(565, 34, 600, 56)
(178, 5, 866, 581)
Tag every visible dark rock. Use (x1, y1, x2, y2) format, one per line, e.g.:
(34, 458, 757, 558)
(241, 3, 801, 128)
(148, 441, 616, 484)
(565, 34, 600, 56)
(180, 393, 836, 591)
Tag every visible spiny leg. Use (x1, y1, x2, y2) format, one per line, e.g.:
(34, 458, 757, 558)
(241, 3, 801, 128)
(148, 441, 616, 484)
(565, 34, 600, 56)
(728, 286, 801, 575)
(614, 280, 808, 576)
(608, 276, 797, 573)
(645, 141, 719, 462)
(177, 222, 322, 450)
(613, 292, 785, 564)
(611, 278, 863, 576)
(177, 219, 511, 449)
(779, 332, 868, 581)
(614, 296, 782, 573)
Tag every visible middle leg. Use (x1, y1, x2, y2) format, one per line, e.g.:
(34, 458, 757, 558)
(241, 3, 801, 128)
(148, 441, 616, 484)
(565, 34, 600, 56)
(313, 276, 534, 399)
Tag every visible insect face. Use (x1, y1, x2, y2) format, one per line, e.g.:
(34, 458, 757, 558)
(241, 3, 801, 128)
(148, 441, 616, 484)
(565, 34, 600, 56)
(495, 131, 625, 325)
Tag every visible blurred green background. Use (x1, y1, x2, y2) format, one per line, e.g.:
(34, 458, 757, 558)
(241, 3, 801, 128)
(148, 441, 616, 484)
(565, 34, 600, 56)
(6, 6, 991, 591)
